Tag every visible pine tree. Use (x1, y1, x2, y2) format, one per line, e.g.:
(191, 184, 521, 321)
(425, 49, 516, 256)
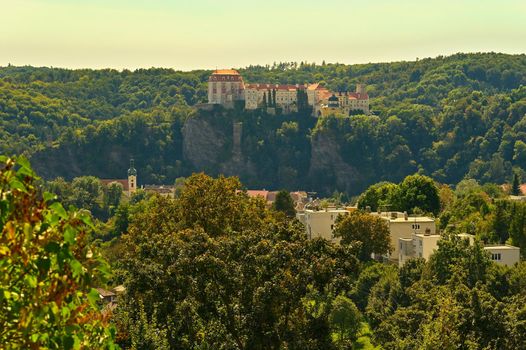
(512, 172, 522, 195)
(272, 190, 296, 217)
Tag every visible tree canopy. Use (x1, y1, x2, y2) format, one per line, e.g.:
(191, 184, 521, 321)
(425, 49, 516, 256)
(0, 53, 525, 195)
(0, 156, 116, 349)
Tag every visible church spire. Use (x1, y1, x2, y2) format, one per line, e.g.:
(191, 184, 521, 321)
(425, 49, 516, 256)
(127, 159, 137, 194)
(127, 158, 137, 177)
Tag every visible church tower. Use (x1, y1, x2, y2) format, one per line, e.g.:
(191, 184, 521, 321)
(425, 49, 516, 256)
(127, 159, 137, 195)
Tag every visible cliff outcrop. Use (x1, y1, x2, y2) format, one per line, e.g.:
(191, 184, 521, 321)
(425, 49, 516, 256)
(308, 129, 362, 194)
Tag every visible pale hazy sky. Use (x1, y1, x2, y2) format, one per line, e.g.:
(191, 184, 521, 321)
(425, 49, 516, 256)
(1, 0, 525, 71)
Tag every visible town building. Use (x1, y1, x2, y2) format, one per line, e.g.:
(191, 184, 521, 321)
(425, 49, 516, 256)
(399, 234, 520, 267)
(143, 185, 175, 198)
(299, 208, 349, 243)
(371, 211, 436, 262)
(398, 233, 440, 267)
(483, 245, 521, 266)
(207, 69, 369, 116)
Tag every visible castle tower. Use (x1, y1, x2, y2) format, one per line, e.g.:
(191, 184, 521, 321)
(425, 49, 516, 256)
(127, 159, 137, 195)
(356, 84, 366, 96)
(208, 69, 245, 108)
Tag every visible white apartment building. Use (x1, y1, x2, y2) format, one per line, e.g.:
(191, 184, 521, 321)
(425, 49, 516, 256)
(371, 211, 436, 262)
(300, 208, 349, 243)
(399, 234, 520, 267)
(484, 245, 520, 266)
(399, 233, 441, 267)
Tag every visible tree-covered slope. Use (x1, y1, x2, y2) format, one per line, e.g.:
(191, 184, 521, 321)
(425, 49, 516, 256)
(0, 53, 525, 193)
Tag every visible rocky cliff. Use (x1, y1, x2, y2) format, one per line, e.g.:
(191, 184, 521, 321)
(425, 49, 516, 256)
(181, 115, 256, 180)
(308, 130, 362, 194)
(182, 116, 228, 171)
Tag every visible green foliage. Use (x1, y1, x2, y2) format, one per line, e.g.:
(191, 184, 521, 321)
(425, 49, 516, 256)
(329, 295, 362, 344)
(0, 53, 525, 196)
(357, 182, 398, 212)
(358, 174, 440, 215)
(46, 175, 125, 221)
(350, 263, 397, 311)
(115, 173, 360, 349)
(334, 211, 392, 261)
(512, 171, 522, 195)
(365, 233, 526, 350)
(395, 174, 440, 215)
(272, 190, 296, 217)
(424, 233, 492, 287)
(0, 156, 116, 349)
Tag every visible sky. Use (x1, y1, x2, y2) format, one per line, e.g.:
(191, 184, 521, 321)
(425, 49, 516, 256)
(1, 0, 525, 71)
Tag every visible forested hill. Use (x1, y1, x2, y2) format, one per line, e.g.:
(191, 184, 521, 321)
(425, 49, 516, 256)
(1, 52, 526, 194)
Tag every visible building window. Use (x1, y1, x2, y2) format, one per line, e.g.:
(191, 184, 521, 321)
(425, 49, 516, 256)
(491, 253, 502, 261)
(412, 224, 421, 230)
(331, 224, 334, 230)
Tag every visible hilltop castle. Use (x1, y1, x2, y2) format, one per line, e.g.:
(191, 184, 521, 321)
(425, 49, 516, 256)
(207, 69, 369, 116)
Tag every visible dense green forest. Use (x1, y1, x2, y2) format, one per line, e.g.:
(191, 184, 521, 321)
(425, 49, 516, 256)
(1, 53, 526, 194)
(5, 156, 526, 349)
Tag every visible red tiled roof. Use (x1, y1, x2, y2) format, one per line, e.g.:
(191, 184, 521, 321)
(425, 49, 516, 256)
(307, 83, 325, 90)
(347, 92, 369, 100)
(100, 179, 129, 191)
(266, 191, 278, 202)
(246, 190, 270, 200)
(317, 89, 333, 100)
(290, 191, 308, 202)
(317, 90, 369, 101)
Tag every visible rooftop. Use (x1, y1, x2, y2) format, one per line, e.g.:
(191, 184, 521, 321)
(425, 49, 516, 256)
(483, 245, 520, 250)
(414, 233, 441, 238)
(212, 69, 240, 75)
(245, 83, 307, 91)
(305, 208, 349, 214)
(246, 190, 270, 200)
(373, 212, 435, 222)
